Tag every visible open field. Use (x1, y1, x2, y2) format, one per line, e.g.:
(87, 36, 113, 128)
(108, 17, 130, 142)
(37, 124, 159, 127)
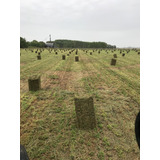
(20, 48, 140, 160)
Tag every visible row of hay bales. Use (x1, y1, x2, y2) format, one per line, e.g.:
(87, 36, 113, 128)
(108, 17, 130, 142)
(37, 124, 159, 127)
(21, 48, 140, 54)
(21, 48, 140, 66)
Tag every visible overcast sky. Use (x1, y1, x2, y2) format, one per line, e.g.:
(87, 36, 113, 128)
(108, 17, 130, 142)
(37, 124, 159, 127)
(20, 0, 140, 48)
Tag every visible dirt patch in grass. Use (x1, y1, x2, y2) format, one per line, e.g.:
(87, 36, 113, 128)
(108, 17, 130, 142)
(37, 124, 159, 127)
(20, 62, 26, 66)
(52, 70, 88, 96)
(39, 70, 88, 96)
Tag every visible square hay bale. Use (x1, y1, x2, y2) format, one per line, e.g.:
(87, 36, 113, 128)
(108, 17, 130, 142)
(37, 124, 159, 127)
(75, 56, 79, 62)
(62, 55, 66, 60)
(28, 75, 41, 91)
(113, 54, 117, 58)
(110, 58, 116, 66)
(74, 97, 96, 129)
(37, 55, 41, 60)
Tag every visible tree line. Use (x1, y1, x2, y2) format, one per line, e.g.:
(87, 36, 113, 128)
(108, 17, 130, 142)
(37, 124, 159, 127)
(20, 37, 46, 48)
(20, 37, 116, 49)
(50, 39, 116, 48)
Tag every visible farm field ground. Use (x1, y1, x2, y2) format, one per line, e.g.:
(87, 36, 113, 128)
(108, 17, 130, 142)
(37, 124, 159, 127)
(20, 48, 140, 160)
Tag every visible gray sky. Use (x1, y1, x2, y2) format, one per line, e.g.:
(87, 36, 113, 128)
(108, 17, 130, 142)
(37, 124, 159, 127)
(20, 0, 140, 48)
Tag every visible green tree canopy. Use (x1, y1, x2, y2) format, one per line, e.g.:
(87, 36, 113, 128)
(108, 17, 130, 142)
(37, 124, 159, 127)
(20, 37, 28, 48)
(50, 39, 116, 48)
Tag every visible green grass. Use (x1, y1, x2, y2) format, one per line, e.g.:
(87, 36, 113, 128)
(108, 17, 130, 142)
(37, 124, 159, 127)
(20, 48, 140, 160)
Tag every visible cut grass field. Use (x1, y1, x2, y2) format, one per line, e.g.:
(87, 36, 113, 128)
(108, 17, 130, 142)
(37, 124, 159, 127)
(20, 48, 140, 160)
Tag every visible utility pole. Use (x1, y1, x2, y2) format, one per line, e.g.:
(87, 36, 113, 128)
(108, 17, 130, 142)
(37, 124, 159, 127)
(49, 35, 51, 42)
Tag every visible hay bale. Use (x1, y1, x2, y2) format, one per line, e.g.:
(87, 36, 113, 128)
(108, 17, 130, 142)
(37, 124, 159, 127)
(113, 54, 117, 58)
(74, 97, 96, 129)
(110, 58, 116, 66)
(75, 56, 79, 62)
(37, 55, 41, 60)
(62, 55, 66, 60)
(28, 75, 41, 91)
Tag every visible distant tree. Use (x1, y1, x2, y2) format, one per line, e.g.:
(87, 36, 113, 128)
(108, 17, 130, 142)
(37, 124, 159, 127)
(20, 37, 28, 48)
(39, 41, 46, 48)
(26, 41, 31, 47)
(30, 40, 39, 47)
(27, 40, 46, 48)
